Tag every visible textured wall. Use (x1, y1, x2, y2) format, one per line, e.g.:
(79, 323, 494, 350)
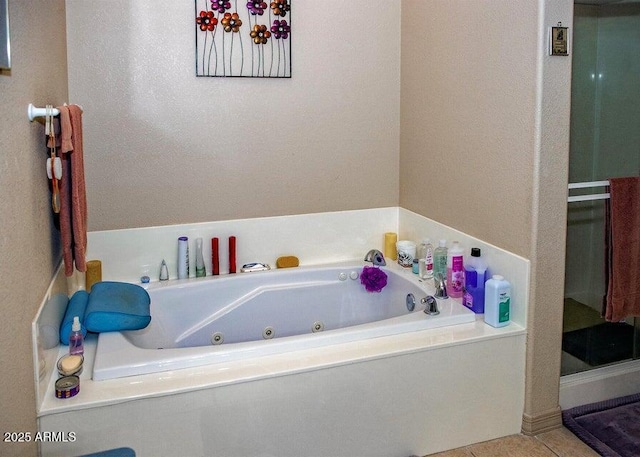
(400, 0, 538, 259)
(0, 1, 67, 455)
(400, 0, 573, 433)
(524, 0, 573, 431)
(65, 0, 401, 231)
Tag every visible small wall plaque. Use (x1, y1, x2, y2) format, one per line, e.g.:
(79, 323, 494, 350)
(0, 0, 10, 71)
(550, 24, 569, 56)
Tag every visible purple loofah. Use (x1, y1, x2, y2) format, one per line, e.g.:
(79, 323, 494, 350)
(360, 266, 388, 293)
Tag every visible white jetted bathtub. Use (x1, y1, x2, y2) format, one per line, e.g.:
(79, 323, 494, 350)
(93, 263, 476, 380)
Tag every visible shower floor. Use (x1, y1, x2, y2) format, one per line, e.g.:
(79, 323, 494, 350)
(561, 298, 634, 375)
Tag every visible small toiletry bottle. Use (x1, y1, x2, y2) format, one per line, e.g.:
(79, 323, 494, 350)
(178, 236, 189, 279)
(417, 239, 434, 279)
(69, 316, 84, 355)
(159, 259, 169, 281)
(484, 275, 511, 327)
(463, 248, 488, 313)
(195, 237, 206, 278)
(433, 240, 448, 280)
(446, 241, 465, 298)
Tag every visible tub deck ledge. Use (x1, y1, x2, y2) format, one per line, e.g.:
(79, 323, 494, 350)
(38, 316, 524, 417)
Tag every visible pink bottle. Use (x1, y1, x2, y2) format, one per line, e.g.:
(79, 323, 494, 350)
(446, 241, 465, 298)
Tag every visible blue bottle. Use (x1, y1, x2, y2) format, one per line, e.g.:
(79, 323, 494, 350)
(462, 248, 488, 314)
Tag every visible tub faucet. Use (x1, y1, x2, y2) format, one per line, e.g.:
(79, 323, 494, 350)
(434, 272, 448, 299)
(364, 249, 386, 266)
(421, 295, 440, 315)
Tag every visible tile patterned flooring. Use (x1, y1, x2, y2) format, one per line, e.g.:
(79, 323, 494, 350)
(425, 427, 599, 457)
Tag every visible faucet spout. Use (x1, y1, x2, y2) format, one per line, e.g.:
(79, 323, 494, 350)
(433, 272, 448, 299)
(421, 295, 440, 315)
(364, 249, 386, 266)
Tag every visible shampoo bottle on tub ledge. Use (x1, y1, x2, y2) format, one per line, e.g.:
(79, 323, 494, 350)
(446, 241, 465, 298)
(463, 247, 488, 314)
(433, 240, 448, 280)
(484, 275, 511, 327)
(417, 239, 434, 279)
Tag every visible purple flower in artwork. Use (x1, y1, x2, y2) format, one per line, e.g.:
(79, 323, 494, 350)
(271, 20, 290, 39)
(211, 0, 231, 14)
(246, 1, 267, 15)
(360, 266, 388, 293)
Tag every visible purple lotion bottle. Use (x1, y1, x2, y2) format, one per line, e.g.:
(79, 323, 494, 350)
(69, 316, 84, 355)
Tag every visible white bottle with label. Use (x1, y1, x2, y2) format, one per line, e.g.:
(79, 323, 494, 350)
(417, 239, 434, 279)
(484, 275, 511, 327)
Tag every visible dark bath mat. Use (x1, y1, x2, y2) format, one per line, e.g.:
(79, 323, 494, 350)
(562, 322, 634, 366)
(562, 392, 640, 457)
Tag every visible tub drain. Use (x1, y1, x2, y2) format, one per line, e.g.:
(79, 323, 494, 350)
(211, 332, 224, 345)
(263, 326, 275, 339)
(312, 321, 325, 333)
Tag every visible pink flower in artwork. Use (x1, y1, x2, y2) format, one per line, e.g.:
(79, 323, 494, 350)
(271, 20, 290, 39)
(211, 0, 231, 14)
(247, 1, 268, 15)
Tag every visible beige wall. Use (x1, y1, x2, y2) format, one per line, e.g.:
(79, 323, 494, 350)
(400, 0, 573, 433)
(65, 0, 401, 231)
(400, 1, 538, 258)
(0, 1, 67, 455)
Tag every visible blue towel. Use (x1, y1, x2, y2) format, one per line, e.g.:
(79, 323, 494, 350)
(84, 282, 151, 333)
(77, 447, 136, 457)
(59, 290, 89, 345)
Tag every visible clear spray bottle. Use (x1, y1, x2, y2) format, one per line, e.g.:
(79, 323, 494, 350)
(69, 316, 84, 355)
(433, 240, 448, 281)
(195, 237, 206, 278)
(418, 239, 434, 279)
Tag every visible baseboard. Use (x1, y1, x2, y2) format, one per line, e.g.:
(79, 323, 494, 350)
(521, 407, 563, 435)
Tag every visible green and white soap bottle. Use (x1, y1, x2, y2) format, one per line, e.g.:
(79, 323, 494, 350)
(484, 275, 511, 327)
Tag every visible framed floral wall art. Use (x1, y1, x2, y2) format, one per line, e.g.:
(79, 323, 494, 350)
(195, 0, 291, 78)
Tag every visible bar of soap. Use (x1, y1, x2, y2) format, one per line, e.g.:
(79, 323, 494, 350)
(58, 354, 83, 375)
(276, 256, 299, 268)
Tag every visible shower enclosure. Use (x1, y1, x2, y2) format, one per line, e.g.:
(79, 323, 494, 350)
(563, 0, 640, 376)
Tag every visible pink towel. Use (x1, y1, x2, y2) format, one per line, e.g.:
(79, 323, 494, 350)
(604, 176, 640, 322)
(57, 105, 88, 276)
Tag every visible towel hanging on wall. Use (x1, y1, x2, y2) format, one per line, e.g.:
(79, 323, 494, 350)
(56, 104, 88, 276)
(603, 176, 640, 322)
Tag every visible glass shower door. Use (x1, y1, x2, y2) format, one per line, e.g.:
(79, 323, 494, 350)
(562, 1, 640, 376)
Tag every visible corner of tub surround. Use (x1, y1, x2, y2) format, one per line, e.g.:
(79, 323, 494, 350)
(83, 207, 528, 326)
(398, 207, 530, 328)
(32, 263, 69, 412)
(85, 207, 401, 284)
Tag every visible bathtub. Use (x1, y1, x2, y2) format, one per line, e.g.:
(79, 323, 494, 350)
(92, 263, 476, 381)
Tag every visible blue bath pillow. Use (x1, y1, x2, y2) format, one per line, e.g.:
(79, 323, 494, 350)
(84, 282, 151, 333)
(59, 290, 89, 345)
